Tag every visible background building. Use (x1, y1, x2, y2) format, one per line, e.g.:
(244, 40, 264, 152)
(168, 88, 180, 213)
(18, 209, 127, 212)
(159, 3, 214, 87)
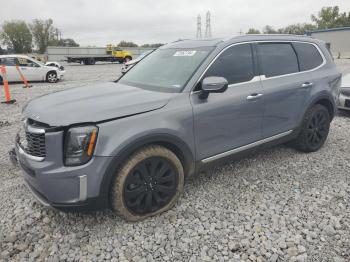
(307, 27, 350, 59)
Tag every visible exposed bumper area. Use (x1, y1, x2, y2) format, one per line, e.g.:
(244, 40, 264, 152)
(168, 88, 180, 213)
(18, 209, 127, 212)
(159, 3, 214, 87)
(24, 179, 51, 208)
(338, 88, 350, 110)
(57, 71, 65, 80)
(14, 129, 112, 211)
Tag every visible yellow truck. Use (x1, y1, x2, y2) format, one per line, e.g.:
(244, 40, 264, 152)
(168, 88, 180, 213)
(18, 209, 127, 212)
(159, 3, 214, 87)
(66, 45, 133, 65)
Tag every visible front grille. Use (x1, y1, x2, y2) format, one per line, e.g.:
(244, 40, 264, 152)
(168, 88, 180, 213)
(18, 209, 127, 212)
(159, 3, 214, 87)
(17, 119, 46, 159)
(24, 132, 46, 157)
(340, 88, 350, 97)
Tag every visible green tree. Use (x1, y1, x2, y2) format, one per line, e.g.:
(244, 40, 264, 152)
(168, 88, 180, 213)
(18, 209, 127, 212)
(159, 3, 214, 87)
(117, 41, 138, 47)
(0, 46, 3, 55)
(141, 43, 164, 48)
(262, 25, 278, 34)
(57, 38, 79, 47)
(279, 23, 317, 35)
(29, 19, 60, 53)
(246, 28, 261, 34)
(0, 20, 32, 53)
(311, 6, 350, 29)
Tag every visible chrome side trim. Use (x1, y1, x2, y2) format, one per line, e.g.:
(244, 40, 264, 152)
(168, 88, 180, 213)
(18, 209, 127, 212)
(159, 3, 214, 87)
(26, 124, 45, 134)
(24, 119, 45, 134)
(79, 175, 87, 202)
(17, 145, 45, 162)
(201, 130, 293, 163)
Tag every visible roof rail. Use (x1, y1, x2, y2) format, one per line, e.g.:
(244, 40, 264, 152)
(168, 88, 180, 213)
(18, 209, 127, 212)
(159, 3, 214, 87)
(242, 34, 311, 37)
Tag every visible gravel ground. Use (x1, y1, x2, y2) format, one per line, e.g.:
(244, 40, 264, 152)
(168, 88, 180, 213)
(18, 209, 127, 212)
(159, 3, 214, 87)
(0, 60, 350, 262)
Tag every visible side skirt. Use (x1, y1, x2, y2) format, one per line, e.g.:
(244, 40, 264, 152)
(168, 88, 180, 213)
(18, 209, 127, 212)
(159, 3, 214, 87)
(201, 130, 294, 164)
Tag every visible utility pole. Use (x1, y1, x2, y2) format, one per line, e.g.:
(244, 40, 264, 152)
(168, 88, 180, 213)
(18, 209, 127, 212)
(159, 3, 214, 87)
(205, 11, 212, 38)
(196, 14, 202, 39)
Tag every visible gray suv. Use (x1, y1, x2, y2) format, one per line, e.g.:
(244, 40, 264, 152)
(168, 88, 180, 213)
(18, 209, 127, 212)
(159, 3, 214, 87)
(15, 35, 341, 221)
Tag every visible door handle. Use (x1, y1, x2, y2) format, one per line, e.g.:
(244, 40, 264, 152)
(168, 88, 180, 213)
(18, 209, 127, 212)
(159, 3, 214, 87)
(246, 93, 263, 100)
(301, 82, 313, 88)
(20, 67, 27, 70)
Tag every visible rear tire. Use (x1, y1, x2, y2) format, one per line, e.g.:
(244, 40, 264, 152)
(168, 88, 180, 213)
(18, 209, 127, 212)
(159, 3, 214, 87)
(291, 104, 330, 152)
(110, 145, 184, 222)
(46, 71, 58, 83)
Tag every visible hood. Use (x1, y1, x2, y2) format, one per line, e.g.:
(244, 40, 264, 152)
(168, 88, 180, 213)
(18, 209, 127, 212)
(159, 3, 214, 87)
(23, 82, 175, 126)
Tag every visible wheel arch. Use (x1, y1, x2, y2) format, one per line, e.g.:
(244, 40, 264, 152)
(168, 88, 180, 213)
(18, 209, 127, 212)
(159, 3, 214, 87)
(46, 70, 57, 77)
(98, 133, 195, 207)
(301, 93, 336, 123)
(313, 97, 335, 120)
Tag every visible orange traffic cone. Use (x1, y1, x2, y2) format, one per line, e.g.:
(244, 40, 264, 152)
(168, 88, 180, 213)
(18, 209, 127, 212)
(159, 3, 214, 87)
(0, 66, 16, 104)
(15, 65, 32, 88)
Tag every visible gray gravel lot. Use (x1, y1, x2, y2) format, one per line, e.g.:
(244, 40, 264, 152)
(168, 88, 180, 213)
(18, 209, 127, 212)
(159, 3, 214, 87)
(0, 61, 350, 262)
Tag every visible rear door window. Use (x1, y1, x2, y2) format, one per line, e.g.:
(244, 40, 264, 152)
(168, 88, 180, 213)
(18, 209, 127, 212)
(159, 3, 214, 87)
(292, 42, 324, 71)
(258, 43, 299, 77)
(17, 57, 40, 67)
(204, 43, 254, 85)
(0, 57, 17, 66)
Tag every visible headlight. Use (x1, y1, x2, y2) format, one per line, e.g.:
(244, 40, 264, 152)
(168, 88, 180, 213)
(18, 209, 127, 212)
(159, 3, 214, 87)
(64, 126, 98, 166)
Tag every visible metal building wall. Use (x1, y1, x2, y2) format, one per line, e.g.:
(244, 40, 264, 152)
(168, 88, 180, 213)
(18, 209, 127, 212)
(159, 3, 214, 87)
(310, 30, 350, 58)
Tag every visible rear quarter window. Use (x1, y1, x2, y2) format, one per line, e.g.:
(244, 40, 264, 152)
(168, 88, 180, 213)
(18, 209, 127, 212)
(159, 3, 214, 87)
(292, 43, 324, 71)
(0, 57, 17, 66)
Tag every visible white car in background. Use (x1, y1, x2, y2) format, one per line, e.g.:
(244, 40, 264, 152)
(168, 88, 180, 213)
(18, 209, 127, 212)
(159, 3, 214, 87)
(45, 61, 65, 72)
(0, 55, 64, 83)
(338, 73, 350, 111)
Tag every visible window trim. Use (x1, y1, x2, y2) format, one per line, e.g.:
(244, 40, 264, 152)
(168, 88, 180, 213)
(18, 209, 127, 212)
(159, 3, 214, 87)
(202, 43, 256, 86)
(291, 42, 325, 72)
(191, 40, 326, 93)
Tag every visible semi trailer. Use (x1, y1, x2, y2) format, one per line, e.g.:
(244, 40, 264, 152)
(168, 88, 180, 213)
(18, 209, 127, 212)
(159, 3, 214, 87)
(47, 45, 133, 65)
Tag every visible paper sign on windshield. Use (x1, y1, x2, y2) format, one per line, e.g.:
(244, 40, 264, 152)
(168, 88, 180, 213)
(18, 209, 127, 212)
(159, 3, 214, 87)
(173, 51, 197, 56)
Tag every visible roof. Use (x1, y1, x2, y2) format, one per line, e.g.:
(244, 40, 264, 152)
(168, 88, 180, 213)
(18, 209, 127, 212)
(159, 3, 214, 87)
(162, 34, 320, 49)
(161, 38, 224, 48)
(306, 27, 350, 35)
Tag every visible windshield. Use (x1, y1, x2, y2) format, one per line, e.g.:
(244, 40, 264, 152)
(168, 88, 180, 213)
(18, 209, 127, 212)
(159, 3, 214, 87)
(119, 47, 213, 92)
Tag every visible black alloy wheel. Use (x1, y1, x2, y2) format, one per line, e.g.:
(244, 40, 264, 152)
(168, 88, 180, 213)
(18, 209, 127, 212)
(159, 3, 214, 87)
(305, 110, 328, 148)
(291, 104, 330, 152)
(123, 156, 178, 215)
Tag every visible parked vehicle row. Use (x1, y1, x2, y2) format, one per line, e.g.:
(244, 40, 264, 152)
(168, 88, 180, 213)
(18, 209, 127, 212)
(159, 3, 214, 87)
(337, 73, 350, 111)
(12, 35, 342, 221)
(0, 55, 65, 83)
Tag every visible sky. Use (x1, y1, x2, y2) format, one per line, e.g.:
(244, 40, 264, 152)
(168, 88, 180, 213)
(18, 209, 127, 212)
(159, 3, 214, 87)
(1, 0, 350, 47)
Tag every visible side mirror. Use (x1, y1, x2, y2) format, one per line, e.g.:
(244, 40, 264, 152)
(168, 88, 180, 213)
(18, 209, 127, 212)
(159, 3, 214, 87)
(200, 76, 228, 99)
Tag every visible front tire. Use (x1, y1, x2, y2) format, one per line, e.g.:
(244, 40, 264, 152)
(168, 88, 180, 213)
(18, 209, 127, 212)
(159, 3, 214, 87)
(46, 71, 58, 83)
(291, 104, 330, 152)
(110, 145, 184, 221)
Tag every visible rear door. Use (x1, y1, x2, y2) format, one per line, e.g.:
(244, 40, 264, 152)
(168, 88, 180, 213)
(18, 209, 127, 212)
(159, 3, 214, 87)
(16, 57, 44, 81)
(0, 57, 20, 82)
(257, 42, 318, 138)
